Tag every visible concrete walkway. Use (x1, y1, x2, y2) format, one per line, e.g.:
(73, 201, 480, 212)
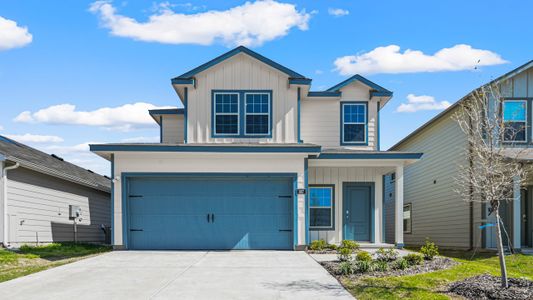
(0, 251, 354, 300)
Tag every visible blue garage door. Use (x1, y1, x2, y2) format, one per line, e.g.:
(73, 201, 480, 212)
(126, 176, 294, 250)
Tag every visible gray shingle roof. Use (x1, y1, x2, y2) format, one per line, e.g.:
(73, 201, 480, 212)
(0, 136, 110, 192)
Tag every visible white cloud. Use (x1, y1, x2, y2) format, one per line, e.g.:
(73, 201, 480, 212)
(396, 94, 452, 113)
(0, 16, 33, 51)
(89, 0, 310, 47)
(45, 142, 110, 175)
(0, 125, 3, 131)
(4, 133, 64, 143)
(334, 44, 507, 75)
(314, 69, 323, 75)
(14, 102, 172, 131)
(46, 142, 94, 154)
(121, 136, 159, 143)
(328, 8, 349, 17)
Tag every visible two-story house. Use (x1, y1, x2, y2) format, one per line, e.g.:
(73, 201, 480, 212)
(90, 46, 422, 250)
(388, 60, 533, 251)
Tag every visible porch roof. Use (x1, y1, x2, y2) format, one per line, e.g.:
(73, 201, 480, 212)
(316, 148, 422, 160)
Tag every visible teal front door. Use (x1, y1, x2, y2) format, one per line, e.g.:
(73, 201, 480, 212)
(126, 175, 294, 250)
(343, 183, 373, 241)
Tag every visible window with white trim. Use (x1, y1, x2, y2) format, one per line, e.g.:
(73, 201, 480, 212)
(309, 186, 334, 229)
(403, 203, 412, 234)
(245, 93, 270, 135)
(342, 103, 367, 144)
(502, 100, 527, 142)
(214, 93, 239, 135)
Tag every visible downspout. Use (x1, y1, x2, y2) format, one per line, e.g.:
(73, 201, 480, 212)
(468, 108, 474, 250)
(3, 162, 20, 248)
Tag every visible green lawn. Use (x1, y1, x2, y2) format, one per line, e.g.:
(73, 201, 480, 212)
(0, 243, 111, 283)
(343, 251, 533, 300)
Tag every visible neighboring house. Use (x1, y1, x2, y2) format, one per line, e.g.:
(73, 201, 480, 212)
(388, 60, 533, 251)
(0, 136, 111, 247)
(90, 46, 422, 250)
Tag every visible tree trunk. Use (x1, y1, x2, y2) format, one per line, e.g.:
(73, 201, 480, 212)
(494, 208, 508, 288)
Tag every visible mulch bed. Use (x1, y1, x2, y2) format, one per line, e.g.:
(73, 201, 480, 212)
(448, 274, 533, 300)
(320, 256, 457, 278)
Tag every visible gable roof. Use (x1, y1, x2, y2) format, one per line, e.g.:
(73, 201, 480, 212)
(390, 60, 533, 150)
(171, 46, 310, 84)
(0, 136, 110, 192)
(326, 74, 393, 96)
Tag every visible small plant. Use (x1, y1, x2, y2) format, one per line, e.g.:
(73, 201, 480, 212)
(420, 238, 439, 260)
(375, 247, 399, 262)
(339, 261, 354, 275)
(337, 247, 353, 261)
(326, 243, 338, 251)
(340, 240, 360, 251)
(393, 258, 409, 270)
(356, 251, 372, 262)
(372, 260, 389, 272)
(355, 260, 373, 273)
(309, 239, 327, 251)
(404, 253, 423, 266)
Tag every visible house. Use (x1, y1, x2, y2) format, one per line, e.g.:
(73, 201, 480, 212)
(0, 136, 111, 247)
(388, 60, 533, 250)
(90, 46, 422, 250)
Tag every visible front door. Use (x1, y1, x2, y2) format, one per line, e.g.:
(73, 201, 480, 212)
(343, 183, 373, 241)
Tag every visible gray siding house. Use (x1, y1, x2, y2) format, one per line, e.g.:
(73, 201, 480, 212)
(0, 136, 111, 247)
(386, 60, 533, 250)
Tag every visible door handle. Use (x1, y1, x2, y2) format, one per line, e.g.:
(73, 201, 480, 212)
(207, 213, 211, 223)
(211, 213, 215, 223)
(130, 229, 143, 232)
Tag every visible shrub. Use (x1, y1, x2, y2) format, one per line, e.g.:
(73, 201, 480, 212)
(326, 243, 338, 251)
(393, 258, 409, 270)
(340, 240, 360, 251)
(375, 247, 399, 262)
(372, 260, 389, 272)
(309, 239, 327, 251)
(337, 247, 353, 261)
(404, 253, 423, 266)
(356, 251, 372, 262)
(355, 260, 373, 273)
(339, 261, 354, 275)
(420, 238, 439, 260)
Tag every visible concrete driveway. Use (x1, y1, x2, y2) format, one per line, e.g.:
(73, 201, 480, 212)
(0, 251, 354, 300)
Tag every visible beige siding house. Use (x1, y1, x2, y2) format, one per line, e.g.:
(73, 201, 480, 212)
(90, 46, 421, 250)
(388, 60, 533, 250)
(0, 136, 111, 247)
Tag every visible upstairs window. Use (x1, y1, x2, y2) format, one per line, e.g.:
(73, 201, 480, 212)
(309, 186, 334, 230)
(214, 93, 239, 135)
(245, 93, 271, 135)
(341, 102, 367, 144)
(502, 100, 527, 142)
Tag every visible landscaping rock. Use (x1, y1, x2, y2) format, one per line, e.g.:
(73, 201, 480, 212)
(448, 274, 533, 300)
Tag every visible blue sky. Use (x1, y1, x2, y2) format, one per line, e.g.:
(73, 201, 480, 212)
(1, 0, 532, 175)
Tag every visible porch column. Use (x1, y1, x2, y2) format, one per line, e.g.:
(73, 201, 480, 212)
(395, 164, 404, 248)
(513, 175, 521, 250)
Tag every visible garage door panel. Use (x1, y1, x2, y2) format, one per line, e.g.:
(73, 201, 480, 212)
(127, 176, 293, 250)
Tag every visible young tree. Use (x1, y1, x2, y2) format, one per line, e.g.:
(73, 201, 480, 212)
(453, 84, 528, 288)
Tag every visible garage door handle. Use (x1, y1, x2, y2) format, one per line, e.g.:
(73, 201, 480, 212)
(211, 213, 215, 223)
(279, 229, 292, 232)
(130, 229, 143, 232)
(278, 195, 292, 198)
(207, 213, 211, 223)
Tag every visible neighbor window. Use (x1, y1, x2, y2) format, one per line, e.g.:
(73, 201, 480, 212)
(502, 100, 527, 142)
(403, 204, 412, 234)
(214, 93, 239, 135)
(309, 186, 334, 229)
(245, 93, 270, 135)
(342, 102, 367, 144)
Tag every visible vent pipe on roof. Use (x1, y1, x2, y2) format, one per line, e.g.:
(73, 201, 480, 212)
(2, 162, 20, 248)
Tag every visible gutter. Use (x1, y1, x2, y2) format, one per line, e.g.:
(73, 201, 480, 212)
(3, 162, 20, 247)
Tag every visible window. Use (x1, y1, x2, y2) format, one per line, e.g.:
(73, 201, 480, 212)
(212, 90, 272, 137)
(214, 93, 239, 135)
(309, 186, 334, 229)
(502, 100, 527, 142)
(342, 102, 367, 144)
(403, 204, 412, 234)
(245, 93, 270, 135)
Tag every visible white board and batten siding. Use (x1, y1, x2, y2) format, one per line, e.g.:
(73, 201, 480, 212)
(392, 105, 483, 249)
(301, 81, 379, 150)
(308, 166, 387, 244)
(186, 53, 298, 144)
(500, 67, 533, 98)
(162, 114, 185, 144)
(6, 167, 110, 245)
(112, 152, 307, 247)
